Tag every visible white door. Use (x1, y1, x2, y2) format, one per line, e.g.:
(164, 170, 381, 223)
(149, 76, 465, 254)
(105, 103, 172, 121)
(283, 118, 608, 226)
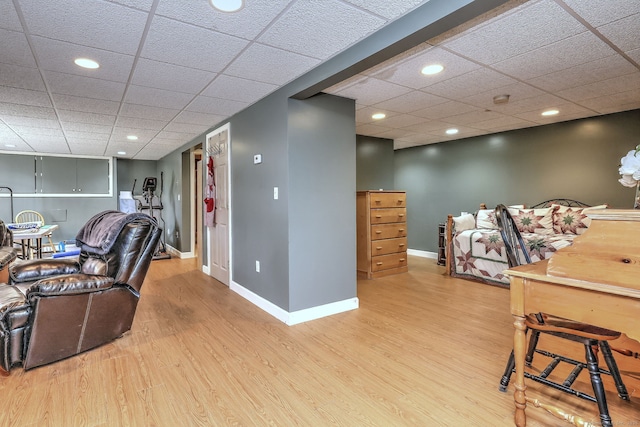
(205, 124, 231, 286)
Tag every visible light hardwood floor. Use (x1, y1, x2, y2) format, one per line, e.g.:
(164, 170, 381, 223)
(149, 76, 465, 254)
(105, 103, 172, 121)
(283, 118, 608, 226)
(1, 256, 638, 426)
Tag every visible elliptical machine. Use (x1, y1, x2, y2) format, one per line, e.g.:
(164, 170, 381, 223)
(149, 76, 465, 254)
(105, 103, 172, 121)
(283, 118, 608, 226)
(132, 172, 171, 260)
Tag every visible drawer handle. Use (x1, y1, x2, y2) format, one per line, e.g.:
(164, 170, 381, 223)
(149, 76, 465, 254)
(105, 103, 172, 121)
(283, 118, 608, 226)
(375, 246, 382, 250)
(398, 214, 404, 217)
(399, 258, 406, 262)
(375, 230, 382, 234)
(399, 243, 405, 247)
(375, 215, 382, 218)
(399, 229, 405, 232)
(376, 262, 383, 266)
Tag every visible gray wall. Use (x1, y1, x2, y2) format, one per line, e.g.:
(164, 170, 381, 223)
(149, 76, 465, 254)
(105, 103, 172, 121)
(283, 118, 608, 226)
(356, 135, 395, 191)
(116, 159, 157, 195)
(230, 95, 291, 309)
(288, 94, 356, 311)
(393, 109, 640, 253)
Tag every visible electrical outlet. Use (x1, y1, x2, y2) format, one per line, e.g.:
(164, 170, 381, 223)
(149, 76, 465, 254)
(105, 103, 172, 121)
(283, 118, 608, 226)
(255, 260, 260, 273)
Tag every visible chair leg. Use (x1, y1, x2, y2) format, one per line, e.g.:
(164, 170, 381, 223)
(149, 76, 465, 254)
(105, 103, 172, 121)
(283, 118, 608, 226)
(525, 330, 540, 366)
(585, 342, 613, 427)
(600, 341, 630, 401)
(499, 350, 515, 392)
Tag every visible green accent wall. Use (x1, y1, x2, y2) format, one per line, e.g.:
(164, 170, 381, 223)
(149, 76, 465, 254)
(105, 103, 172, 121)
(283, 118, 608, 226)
(356, 135, 394, 191)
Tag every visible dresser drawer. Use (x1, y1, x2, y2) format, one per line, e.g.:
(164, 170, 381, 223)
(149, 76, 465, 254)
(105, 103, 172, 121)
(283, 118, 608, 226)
(371, 252, 408, 272)
(369, 192, 406, 208)
(371, 237, 407, 256)
(370, 208, 406, 224)
(371, 223, 407, 240)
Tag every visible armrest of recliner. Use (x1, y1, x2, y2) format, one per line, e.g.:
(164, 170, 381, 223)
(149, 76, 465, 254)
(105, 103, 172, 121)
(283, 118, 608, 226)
(10, 258, 81, 284)
(26, 274, 114, 299)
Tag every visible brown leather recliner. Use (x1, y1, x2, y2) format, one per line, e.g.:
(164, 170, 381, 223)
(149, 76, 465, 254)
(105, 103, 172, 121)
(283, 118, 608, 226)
(0, 210, 161, 372)
(0, 220, 18, 284)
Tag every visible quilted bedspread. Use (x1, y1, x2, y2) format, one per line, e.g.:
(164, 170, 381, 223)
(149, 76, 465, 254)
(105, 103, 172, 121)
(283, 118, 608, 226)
(450, 229, 576, 286)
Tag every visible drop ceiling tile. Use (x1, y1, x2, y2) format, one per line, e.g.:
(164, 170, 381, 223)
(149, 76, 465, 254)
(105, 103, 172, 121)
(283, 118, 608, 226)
(0, 140, 33, 151)
(155, 130, 198, 141)
(344, 0, 427, 19)
(527, 54, 637, 92)
(0, 63, 45, 91)
(369, 47, 482, 90)
(141, 16, 248, 72)
(258, 0, 385, 59)
(498, 93, 568, 115)
(187, 96, 248, 116)
(371, 114, 425, 129)
(31, 36, 135, 82)
(26, 141, 70, 154)
(463, 83, 547, 110)
(422, 68, 517, 99)
(57, 110, 115, 126)
(513, 102, 594, 122)
(355, 106, 398, 124)
(557, 71, 640, 102)
(470, 115, 537, 132)
(330, 77, 413, 106)
(62, 122, 112, 134)
(443, 0, 585, 65)
(442, 109, 505, 126)
(0, 103, 55, 120)
(132, 58, 216, 95)
(164, 122, 209, 134)
(0, 87, 51, 108)
(65, 131, 111, 143)
(133, 144, 175, 160)
(124, 85, 193, 110)
(371, 90, 448, 114)
(375, 129, 421, 140)
(0, 29, 37, 67)
(226, 43, 321, 85)
(155, 0, 292, 39)
(109, 0, 154, 11)
(45, 71, 126, 102)
(411, 101, 479, 120)
(173, 110, 226, 126)
(202, 75, 278, 103)
(355, 123, 393, 136)
(115, 116, 169, 131)
(579, 90, 640, 114)
(3, 116, 59, 129)
(597, 12, 640, 52)
(561, 0, 640, 27)
(628, 47, 640, 63)
(0, 1, 22, 31)
(19, 0, 148, 54)
(401, 119, 461, 133)
(52, 94, 119, 115)
(119, 103, 180, 121)
(67, 142, 107, 156)
(494, 31, 617, 80)
(13, 128, 64, 140)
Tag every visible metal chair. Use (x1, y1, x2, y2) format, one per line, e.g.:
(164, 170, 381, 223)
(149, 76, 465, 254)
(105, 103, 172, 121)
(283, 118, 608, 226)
(495, 204, 628, 427)
(14, 210, 56, 258)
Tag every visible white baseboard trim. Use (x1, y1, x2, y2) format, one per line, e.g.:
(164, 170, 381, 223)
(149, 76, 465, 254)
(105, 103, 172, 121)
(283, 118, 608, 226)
(407, 249, 438, 259)
(165, 244, 195, 259)
(230, 281, 359, 326)
(202, 265, 210, 275)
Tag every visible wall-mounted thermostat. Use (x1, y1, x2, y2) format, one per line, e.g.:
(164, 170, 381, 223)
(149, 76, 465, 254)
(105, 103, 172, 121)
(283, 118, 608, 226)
(253, 154, 262, 164)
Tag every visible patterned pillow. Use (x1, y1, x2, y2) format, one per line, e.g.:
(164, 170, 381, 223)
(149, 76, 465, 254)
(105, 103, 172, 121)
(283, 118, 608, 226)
(476, 209, 498, 229)
(552, 204, 607, 234)
(508, 207, 555, 235)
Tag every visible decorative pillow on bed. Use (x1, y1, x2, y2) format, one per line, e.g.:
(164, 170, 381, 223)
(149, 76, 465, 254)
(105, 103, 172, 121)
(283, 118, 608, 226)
(453, 213, 476, 232)
(508, 207, 556, 235)
(476, 209, 498, 229)
(552, 204, 607, 234)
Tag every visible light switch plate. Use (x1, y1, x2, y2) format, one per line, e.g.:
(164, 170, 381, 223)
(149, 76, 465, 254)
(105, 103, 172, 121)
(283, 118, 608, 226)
(273, 187, 278, 200)
(253, 154, 262, 164)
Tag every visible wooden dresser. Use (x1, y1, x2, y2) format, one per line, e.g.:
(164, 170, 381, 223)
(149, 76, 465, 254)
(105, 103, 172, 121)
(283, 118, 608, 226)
(356, 191, 408, 279)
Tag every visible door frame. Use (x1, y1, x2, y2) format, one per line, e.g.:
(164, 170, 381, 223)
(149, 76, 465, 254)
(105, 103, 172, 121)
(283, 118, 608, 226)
(203, 123, 232, 284)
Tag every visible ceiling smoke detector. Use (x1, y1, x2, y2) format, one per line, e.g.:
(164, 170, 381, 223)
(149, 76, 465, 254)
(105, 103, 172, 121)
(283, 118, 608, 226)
(493, 94, 510, 104)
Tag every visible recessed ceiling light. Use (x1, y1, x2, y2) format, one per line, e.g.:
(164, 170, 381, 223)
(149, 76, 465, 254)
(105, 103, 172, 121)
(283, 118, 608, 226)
(372, 113, 386, 120)
(446, 128, 459, 135)
(127, 135, 138, 141)
(421, 64, 444, 75)
(210, 0, 244, 12)
(4, 144, 16, 148)
(74, 58, 99, 69)
(117, 151, 127, 155)
(541, 109, 559, 116)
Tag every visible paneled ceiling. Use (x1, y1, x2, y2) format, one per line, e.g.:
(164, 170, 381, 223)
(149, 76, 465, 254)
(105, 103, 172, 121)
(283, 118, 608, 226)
(1, 0, 639, 160)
